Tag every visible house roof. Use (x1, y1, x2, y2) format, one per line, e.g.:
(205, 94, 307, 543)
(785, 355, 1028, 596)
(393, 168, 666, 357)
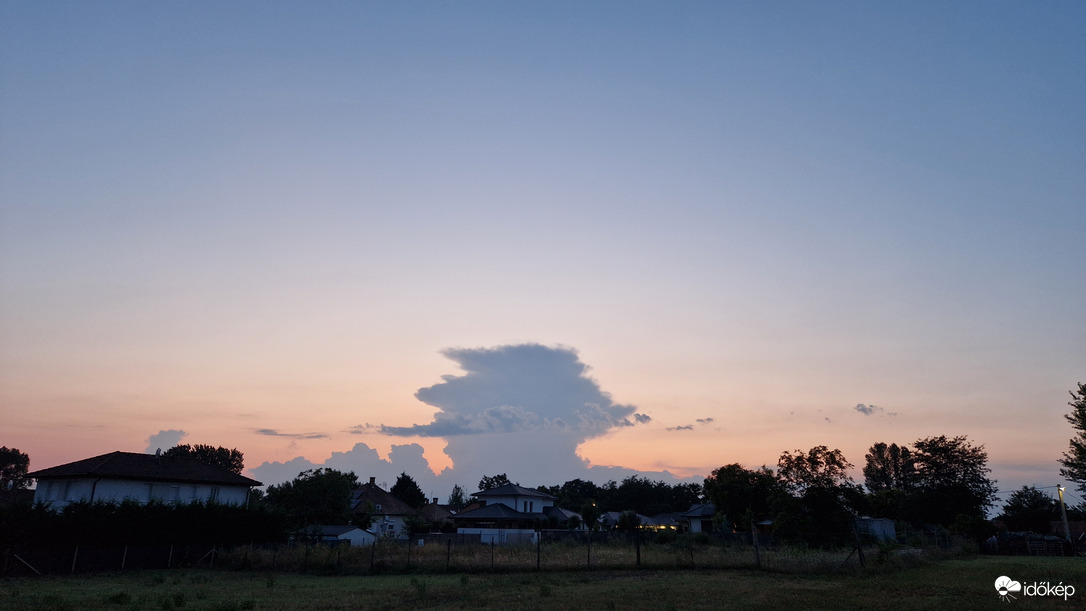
(297, 525, 372, 538)
(680, 503, 715, 518)
(471, 483, 556, 500)
(453, 502, 539, 521)
(351, 482, 415, 516)
(25, 451, 261, 487)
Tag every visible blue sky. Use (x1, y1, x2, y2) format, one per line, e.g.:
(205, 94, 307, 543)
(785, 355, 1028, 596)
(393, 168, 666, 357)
(2, 2, 1084, 503)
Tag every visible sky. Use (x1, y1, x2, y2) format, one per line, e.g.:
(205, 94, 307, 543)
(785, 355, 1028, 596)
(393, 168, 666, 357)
(2, 2, 1084, 507)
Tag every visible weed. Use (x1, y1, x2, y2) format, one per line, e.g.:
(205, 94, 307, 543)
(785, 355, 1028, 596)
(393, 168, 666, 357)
(410, 576, 429, 598)
(103, 590, 132, 605)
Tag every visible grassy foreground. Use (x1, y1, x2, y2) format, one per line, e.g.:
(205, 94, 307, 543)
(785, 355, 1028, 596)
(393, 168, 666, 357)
(1, 556, 1081, 610)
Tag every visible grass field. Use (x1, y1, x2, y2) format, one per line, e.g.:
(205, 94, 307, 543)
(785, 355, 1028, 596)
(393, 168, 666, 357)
(1, 555, 1082, 610)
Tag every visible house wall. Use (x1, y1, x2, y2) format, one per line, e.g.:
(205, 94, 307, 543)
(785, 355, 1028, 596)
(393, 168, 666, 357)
(457, 528, 538, 545)
(372, 514, 408, 539)
(338, 529, 377, 547)
(34, 478, 250, 508)
(482, 495, 553, 513)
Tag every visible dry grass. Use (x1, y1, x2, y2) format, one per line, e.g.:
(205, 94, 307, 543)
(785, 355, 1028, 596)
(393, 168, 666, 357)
(3, 555, 1082, 610)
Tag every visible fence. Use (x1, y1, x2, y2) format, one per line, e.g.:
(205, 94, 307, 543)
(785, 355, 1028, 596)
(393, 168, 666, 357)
(3, 528, 971, 577)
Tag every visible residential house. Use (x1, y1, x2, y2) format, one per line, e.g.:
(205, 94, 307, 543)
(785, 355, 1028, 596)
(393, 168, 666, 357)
(681, 502, 716, 533)
(350, 477, 416, 539)
(293, 525, 378, 547)
(452, 483, 576, 544)
(26, 451, 261, 509)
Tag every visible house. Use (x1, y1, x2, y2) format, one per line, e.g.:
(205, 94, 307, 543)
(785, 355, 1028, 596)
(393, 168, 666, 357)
(681, 502, 716, 533)
(350, 477, 416, 539)
(599, 511, 652, 530)
(293, 525, 377, 547)
(451, 483, 576, 544)
(26, 451, 261, 509)
(856, 517, 896, 542)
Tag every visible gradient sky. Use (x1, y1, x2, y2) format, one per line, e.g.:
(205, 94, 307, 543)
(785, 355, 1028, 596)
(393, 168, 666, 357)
(2, 2, 1084, 505)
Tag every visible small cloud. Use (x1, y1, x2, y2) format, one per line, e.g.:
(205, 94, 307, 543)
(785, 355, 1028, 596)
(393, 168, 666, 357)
(255, 429, 330, 440)
(853, 404, 897, 417)
(345, 423, 379, 434)
(634, 413, 652, 424)
(854, 403, 880, 416)
(146, 429, 187, 453)
(696, 417, 715, 424)
(666, 425, 695, 431)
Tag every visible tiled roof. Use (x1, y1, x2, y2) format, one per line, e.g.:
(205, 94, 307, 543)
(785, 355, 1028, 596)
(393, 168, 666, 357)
(470, 483, 556, 499)
(25, 451, 261, 487)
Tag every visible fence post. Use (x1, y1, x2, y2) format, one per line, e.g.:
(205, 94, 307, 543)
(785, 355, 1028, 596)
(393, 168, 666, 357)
(537, 533, 541, 571)
(168, 544, 174, 569)
(446, 539, 452, 572)
(370, 541, 375, 572)
(586, 531, 591, 569)
(121, 545, 128, 571)
(751, 520, 761, 570)
(636, 530, 641, 569)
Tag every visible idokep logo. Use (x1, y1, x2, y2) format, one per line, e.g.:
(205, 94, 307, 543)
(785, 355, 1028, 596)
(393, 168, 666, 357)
(995, 575, 1076, 602)
(995, 576, 1022, 601)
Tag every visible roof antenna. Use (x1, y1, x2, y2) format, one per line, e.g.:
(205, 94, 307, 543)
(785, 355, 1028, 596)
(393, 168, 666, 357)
(155, 448, 161, 458)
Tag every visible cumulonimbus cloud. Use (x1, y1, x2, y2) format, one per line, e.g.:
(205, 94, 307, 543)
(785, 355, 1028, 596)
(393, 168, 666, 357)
(381, 344, 645, 441)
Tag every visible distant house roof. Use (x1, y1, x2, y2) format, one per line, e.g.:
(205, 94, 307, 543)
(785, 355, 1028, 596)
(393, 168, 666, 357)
(25, 451, 261, 487)
(680, 503, 715, 518)
(471, 483, 556, 500)
(297, 525, 372, 538)
(351, 480, 415, 516)
(454, 502, 532, 521)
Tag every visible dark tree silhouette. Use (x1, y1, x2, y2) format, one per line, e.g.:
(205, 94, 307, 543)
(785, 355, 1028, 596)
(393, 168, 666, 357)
(0, 446, 30, 490)
(703, 463, 783, 532)
(1058, 382, 1086, 495)
(163, 444, 244, 474)
(863, 442, 916, 492)
(390, 471, 426, 508)
(477, 473, 511, 491)
(265, 468, 359, 528)
(999, 485, 1058, 534)
(909, 435, 996, 526)
(446, 484, 468, 511)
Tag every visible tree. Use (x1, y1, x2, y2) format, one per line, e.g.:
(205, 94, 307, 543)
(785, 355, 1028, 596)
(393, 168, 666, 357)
(264, 469, 359, 528)
(1058, 383, 1086, 495)
(616, 510, 642, 531)
(703, 463, 784, 532)
(477, 473, 511, 491)
(390, 472, 426, 509)
(580, 500, 601, 531)
(999, 486, 1059, 534)
(909, 435, 997, 526)
(163, 444, 244, 474)
(777, 446, 855, 492)
(0, 447, 30, 490)
(863, 442, 916, 492)
(447, 484, 468, 511)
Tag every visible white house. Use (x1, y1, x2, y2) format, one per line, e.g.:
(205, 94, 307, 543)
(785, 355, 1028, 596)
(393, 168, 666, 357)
(295, 525, 378, 547)
(350, 477, 416, 540)
(26, 451, 261, 509)
(452, 484, 571, 544)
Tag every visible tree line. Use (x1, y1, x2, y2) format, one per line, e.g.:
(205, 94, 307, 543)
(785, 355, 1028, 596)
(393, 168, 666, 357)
(3, 383, 1085, 549)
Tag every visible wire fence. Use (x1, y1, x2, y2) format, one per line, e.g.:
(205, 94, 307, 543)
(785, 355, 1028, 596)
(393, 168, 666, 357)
(2, 530, 967, 577)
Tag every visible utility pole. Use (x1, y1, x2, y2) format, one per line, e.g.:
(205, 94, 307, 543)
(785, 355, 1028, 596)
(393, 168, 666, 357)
(1058, 486, 1074, 554)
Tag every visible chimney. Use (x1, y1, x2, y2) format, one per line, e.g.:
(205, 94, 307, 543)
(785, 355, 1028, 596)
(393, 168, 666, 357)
(369, 476, 375, 486)
(433, 497, 439, 505)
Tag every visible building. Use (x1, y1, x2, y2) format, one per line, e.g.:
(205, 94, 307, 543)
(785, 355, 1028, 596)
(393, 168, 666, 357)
(451, 483, 577, 544)
(350, 477, 416, 539)
(26, 451, 261, 509)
